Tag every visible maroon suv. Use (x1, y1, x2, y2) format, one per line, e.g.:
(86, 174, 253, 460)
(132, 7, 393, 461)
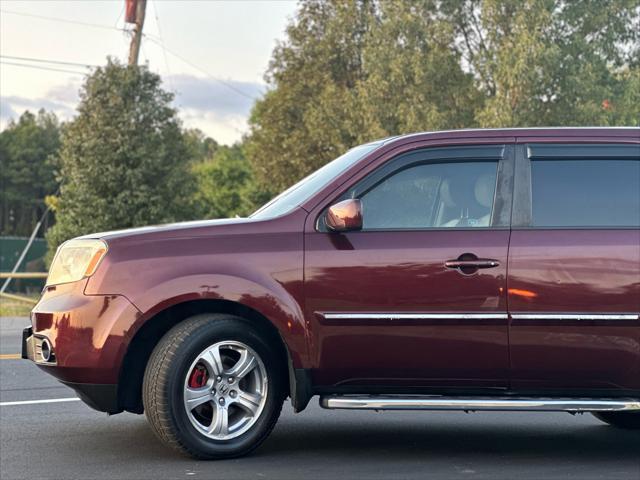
(24, 127, 640, 459)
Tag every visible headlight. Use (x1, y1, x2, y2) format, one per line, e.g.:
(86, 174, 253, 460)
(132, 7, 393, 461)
(47, 239, 108, 286)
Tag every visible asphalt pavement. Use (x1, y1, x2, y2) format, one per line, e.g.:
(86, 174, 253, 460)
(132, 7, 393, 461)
(1, 317, 639, 480)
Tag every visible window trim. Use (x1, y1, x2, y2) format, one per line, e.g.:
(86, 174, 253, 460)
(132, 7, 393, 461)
(315, 144, 515, 233)
(512, 143, 640, 230)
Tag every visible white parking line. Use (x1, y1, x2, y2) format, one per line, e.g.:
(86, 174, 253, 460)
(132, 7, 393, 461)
(0, 397, 80, 407)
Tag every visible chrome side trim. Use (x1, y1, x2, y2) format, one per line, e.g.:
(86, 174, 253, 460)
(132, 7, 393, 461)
(511, 314, 639, 321)
(322, 313, 508, 320)
(320, 396, 640, 412)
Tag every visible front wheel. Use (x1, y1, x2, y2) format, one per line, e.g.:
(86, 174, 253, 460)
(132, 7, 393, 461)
(592, 411, 640, 429)
(142, 314, 286, 459)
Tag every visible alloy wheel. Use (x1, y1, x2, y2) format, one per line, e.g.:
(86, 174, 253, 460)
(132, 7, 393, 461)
(182, 340, 268, 440)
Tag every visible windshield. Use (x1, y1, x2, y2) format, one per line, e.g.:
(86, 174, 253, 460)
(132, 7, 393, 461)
(251, 142, 381, 219)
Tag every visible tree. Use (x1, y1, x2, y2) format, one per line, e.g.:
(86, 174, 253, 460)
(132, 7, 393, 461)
(354, 0, 480, 135)
(247, 0, 478, 195)
(447, 0, 640, 126)
(184, 128, 219, 163)
(46, 59, 195, 253)
(248, 0, 640, 193)
(0, 110, 60, 236)
(192, 144, 268, 219)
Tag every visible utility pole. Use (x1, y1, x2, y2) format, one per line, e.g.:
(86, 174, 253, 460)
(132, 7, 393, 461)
(126, 0, 147, 66)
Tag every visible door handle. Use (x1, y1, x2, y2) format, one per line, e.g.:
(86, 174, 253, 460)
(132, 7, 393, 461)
(444, 253, 500, 275)
(444, 259, 500, 269)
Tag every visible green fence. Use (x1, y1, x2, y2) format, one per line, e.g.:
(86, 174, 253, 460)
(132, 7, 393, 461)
(0, 236, 48, 293)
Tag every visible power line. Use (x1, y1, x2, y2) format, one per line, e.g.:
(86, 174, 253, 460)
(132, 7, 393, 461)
(151, 0, 173, 91)
(114, 3, 125, 28)
(140, 37, 149, 66)
(0, 61, 87, 76)
(0, 55, 98, 69)
(0, 9, 129, 32)
(1, 7, 258, 101)
(145, 36, 257, 100)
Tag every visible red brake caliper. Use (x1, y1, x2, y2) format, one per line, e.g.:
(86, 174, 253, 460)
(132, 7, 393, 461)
(188, 364, 209, 388)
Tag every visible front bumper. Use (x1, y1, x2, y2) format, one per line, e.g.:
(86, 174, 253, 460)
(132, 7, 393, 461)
(23, 280, 141, 413)
(62, 381, 120, 413)
(22, 326, 121, 413)
(22, 326, 32, 360)
(22, 327, 56, 364)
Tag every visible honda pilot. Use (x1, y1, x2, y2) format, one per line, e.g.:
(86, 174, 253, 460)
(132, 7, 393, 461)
(24, 127, 640, 459)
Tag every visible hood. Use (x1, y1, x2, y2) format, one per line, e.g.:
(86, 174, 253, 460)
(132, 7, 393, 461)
(77, 217, 256, 242)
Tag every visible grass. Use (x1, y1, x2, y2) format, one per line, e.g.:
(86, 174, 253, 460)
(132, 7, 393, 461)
(0, 295, 38, 317)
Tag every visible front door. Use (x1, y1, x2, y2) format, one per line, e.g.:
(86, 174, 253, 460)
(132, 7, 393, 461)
(508, 143, 640, 393)
(304, 144, 514, 390)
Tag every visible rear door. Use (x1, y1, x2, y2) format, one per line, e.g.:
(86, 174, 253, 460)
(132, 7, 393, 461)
(508, 142, 640, 393)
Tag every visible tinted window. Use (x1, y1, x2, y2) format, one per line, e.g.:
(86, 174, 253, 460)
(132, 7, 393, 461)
(359, 162, 498, 230)
(531, 160, 640, 227)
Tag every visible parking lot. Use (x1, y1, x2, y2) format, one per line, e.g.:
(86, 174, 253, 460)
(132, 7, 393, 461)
(1, 316, 638, 480)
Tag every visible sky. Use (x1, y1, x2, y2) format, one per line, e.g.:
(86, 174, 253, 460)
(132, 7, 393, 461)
(0, 0, 299, 144)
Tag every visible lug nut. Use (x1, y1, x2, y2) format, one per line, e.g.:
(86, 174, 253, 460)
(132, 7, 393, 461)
(216, 376, 222, 382)
(229, 390, 237, 398)
(218, 398, 225, 406)
(228, 377, 234, 384)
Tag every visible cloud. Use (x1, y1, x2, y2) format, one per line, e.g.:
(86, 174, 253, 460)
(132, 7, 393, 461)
(0, 94, 75, 130)
(46, 80, 82, 104)
(2, 95, 74, 115)
(1, 74, 265, 144)
(168, 74, 264, 118)
(165, 74, 266, 143)
(0, 98, 17, 121)
(1, 80, 80, 128)
(179, 108, 250, 145)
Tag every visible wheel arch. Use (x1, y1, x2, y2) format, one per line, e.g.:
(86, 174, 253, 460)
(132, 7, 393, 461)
(117, 298, 311, 414)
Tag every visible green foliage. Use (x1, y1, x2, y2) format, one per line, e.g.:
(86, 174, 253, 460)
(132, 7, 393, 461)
(355, 0, 481, 135)
(192, 144, 268, 218)
(248, 0, 479, 195)
(248, 0, 640, 193)
(46, 59, 195, 254)
(184, 128, 220, 162)
(449, 0, 640, 127)
(0, 110, 60, 236)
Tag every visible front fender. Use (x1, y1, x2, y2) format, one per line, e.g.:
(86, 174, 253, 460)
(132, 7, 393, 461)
(106, 273, 309, 368)
(84, 218, 308, 368)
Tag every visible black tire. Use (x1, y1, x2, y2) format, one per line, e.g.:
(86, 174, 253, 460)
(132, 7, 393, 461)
(592, 411, 640, 429)
(142, 314, 287, 459)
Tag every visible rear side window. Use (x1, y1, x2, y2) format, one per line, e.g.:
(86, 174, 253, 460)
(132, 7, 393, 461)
(531, 159, 640, 227)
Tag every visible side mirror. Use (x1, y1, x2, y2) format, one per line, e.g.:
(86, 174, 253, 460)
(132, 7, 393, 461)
(325, 199, 363, 232)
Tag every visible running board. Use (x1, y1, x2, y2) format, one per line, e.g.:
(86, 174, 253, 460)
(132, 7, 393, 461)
(319, 395, 640, 412)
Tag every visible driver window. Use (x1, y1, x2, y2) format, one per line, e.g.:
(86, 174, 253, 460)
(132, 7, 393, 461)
(359, 161, 498, 230)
